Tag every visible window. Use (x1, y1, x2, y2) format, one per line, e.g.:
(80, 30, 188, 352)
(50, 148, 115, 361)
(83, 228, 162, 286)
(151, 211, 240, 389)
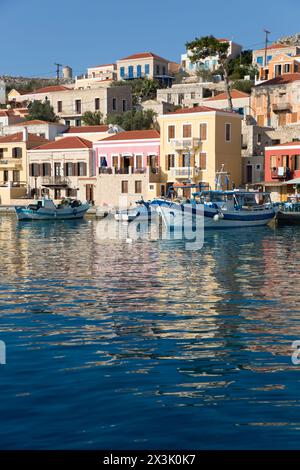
(284, 64, 291, 73)
(257, 133, 262, 144)
(156, 65, 160, 75)
(183, 124, 192, 138)
(294, 155, 300, 170)
(42, 163, 51, 176)
(120, 67, 125, 78)
(122, 99, 126, 112)
(112, 98, 117, 111)
(200, 123, 207, 141)
(149, 184, 155, 191)
(65, 120, 71, 126)
(178, 93, 184, 105)
(95, 98, 100, 110)
(167, 154, 175, 170)
(270, 155, 277, 170)
(65, 162, 73, 176)
(266, 55, 273, 64)
(182, 153, 190, 167)
(145, 64, 150, 75)
(112, 156, 118, 168)
(135, 155, 142, 169)
(225, 123, 231, 142)
(135, 180, 142, 193)
(168, 125, 175, 141)
(77, 162, 87, 176)
(13, 170, 20, 183)
(256, 164, 261, 170)
(199, 152, 207, 170)
(137, 65, 142, 78)
(128, 65, 134, 78)
(121, 180, 128, 193)
(54, 162, 61, 177)
(257, 56, 263, 65)
(75, 99, 81, 114)
(0, 149, 4, 159)
(162, 66, 166, 75)
(75, 119, 81, 127)
(12, 147, 22, 158)
(4, 170, 8, 183)
(57, 101, 62, 113)
(191, 92, 195, 99)
(167, 93, 172, 103)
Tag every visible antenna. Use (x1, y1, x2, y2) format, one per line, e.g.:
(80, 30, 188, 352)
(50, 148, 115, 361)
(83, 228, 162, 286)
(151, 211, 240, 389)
(264, 29, 271, 67)
(54, 63, 62, 84)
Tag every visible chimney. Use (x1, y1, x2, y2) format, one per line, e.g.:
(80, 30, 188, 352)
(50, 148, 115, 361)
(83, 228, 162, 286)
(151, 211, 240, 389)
(23, 127, 28, 142)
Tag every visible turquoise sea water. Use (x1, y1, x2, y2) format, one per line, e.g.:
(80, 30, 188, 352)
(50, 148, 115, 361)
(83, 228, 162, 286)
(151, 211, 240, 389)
(0, 215, 300, 449)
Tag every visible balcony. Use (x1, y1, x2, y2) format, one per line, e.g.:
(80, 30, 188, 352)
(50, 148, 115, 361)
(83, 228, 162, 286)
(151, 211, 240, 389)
(271, 167, 293, 179)
(272, 102, 292, 112)
(40, 176, 71, 187)
(168, 167, 196, 179)
(170, 138, 202, 150)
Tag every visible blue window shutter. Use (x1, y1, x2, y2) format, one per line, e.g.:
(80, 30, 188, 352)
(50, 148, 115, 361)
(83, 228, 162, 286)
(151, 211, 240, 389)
(120, 67, 125, 78)
(128, 65, 133, 78)
(257, 56, 263, 65)
(145, 64, 150, 75)
(137, 65, 142, 77)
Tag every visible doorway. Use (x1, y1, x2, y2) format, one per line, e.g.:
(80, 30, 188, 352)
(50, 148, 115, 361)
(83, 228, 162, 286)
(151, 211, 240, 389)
(246, 165, 253, 183)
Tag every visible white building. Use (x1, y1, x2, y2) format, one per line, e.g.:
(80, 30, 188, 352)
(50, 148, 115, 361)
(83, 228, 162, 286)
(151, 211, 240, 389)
(181, 39, 242, 75)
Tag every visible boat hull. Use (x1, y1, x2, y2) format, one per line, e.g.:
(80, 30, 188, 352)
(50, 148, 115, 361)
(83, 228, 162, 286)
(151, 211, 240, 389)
(157, 203, 275, 229)
(15, 205, 90, 221)
(277, 211, 300, 225)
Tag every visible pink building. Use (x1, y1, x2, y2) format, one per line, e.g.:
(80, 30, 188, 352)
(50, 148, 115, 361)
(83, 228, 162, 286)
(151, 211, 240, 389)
(93, 129, 160, 174)
(90, 130, 163, 207)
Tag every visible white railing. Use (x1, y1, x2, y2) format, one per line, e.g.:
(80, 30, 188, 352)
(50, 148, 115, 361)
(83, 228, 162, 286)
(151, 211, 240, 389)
(170, 138, 201, 150)
(169, 167, 196, 178)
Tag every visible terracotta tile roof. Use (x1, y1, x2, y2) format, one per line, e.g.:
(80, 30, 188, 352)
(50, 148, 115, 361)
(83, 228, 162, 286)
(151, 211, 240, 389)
(205, 89, 250, 101)
(32, 136, 93, 150)
(0, 132, 48, 145)
(255, 73, 300, 87)
(27, 85, 71, 94)
(256, 43, 293, 52)
(14, 119, 56, 126)
(169, 106, 234, 115)
(65, 125, 110, 133)
(99, 129, 160, 142)
(119, 52, 168, 62)
(0, 110, 12, 117)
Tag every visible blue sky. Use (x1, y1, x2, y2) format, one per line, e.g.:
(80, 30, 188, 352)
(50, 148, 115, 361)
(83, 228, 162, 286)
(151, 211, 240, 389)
(1, 0, 300, 77)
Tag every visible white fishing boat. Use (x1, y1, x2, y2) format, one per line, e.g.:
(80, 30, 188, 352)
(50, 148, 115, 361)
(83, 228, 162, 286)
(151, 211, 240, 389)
(114, 200, 158, 222)
(155, 190, 275, 229)
(15, 198, 90, 221)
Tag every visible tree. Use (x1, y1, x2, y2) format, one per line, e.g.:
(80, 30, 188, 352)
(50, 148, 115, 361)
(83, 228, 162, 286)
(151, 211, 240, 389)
(111, 78, 160, 105)
(82, 111, 103, 125)
(186, 35, 233, 110)
(27, 100, 58, 122)
(231, 79, 254, 94)
(227, 50, 257, 80)
(106, 109, 156, 131)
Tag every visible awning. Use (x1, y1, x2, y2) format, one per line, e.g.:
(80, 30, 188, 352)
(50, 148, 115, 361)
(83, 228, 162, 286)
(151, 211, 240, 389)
(284, 177, 300, 185)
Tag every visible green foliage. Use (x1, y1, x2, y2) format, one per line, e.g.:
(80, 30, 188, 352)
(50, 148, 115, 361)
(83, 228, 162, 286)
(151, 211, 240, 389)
(228, 50, 257, 80)
(27, 100, 58, 122)
(106, 108, 156, 131)
(111, 78, 160, 105)
(82, 111, 103, 125)
(196, 68, 215, 82)
(231, 79, 254, 94)
(186, 35, 230, 64)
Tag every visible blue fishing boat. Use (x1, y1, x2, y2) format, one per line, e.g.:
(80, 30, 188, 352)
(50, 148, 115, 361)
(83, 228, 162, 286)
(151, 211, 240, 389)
(15, 198, 90, 221)
(154, 190, 275, 229)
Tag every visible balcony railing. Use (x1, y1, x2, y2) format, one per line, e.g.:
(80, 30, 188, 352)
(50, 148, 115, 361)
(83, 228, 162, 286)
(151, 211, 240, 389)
(271, 167, 293, 179)
(40, 176, 71, 186)
(168, 167, 196, 178)
(170, 138, 202, 150)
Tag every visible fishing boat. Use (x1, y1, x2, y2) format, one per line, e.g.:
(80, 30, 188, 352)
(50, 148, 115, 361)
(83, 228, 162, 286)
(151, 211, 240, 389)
(155, 190, 275, 229)
(114, 200, 158, 222)
(15, 198, 90, 221)
(276, 196, 300, 225)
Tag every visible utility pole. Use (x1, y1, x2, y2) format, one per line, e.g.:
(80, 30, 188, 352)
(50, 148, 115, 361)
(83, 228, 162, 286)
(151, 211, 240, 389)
(264, 29, 271, 67)
(54, 63, 62, 84)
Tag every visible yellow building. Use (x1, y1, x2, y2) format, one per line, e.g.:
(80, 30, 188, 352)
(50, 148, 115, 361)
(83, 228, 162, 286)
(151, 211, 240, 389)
(158, 106, 242, 194)
(0, 130, 48, 204)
